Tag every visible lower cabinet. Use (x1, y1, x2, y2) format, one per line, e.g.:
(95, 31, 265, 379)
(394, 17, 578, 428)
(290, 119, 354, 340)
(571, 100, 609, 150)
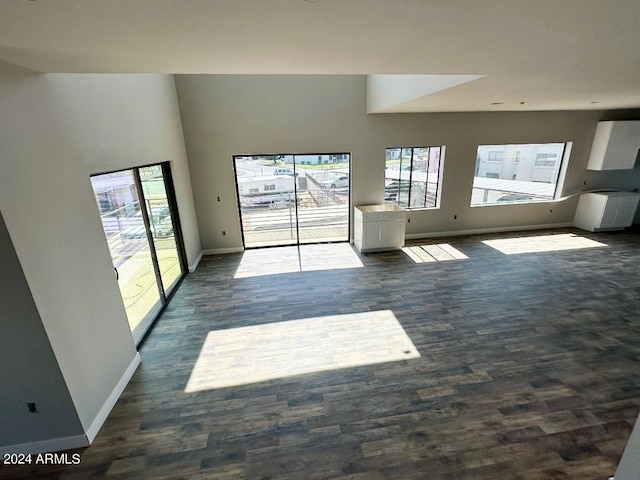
(574, 192, 640, 232)
(354, 205, 406, 253)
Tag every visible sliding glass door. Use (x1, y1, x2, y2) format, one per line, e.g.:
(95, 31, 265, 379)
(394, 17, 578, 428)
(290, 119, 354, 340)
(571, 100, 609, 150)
(91, 162, 186, 345)
(233, 153, 350, 248)
(294, 154, 350, 245)
(139, 165, 183, 293)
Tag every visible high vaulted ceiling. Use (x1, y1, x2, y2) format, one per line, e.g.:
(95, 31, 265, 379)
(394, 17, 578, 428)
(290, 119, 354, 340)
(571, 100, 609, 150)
(1, 0, 640, 112)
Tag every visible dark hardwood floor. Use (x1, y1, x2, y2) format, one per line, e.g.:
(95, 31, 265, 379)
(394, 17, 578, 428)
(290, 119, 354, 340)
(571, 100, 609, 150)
(5, 227, 640, 479)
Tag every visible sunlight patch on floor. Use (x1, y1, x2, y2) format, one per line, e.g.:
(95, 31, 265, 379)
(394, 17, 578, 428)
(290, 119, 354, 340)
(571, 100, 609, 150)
(402, 243, 469, 263)
(233, 243, 363, 278)
(482, 233, 607, 255)
(184, 310, 419, 392)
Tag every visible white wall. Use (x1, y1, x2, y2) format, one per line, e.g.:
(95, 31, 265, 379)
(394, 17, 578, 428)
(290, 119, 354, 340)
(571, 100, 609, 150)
(0, 62, 200, 448)
(0, 211, 84, 448)
(47, 73, 201, 267)
(175, 75, 640, 250)
(615, 412, 640, 480)
(176, 75, 375, 250)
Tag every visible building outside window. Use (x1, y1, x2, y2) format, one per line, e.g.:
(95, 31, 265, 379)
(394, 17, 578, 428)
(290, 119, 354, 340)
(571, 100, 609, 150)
(471, 143, 567, 205)
(534, 153, 558, 167)
(488, 151, 504, 162)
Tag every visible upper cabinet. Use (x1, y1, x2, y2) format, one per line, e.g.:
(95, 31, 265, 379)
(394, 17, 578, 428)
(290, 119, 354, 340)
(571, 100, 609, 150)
(587, 120, 640, 171)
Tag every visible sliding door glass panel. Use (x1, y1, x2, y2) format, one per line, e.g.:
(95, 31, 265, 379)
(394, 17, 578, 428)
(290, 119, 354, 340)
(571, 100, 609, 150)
(234, 153, 350, 248)
(234, 155, 298, 248)
(139, 165, 182, 294)
(91, 170, 162, 343)
(294, 153, 350, 244)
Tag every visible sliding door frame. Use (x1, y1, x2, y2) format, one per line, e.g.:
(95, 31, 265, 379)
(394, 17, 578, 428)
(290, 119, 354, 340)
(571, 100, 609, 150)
(91, 161, 188, 347)
(233, 152, 351, 250)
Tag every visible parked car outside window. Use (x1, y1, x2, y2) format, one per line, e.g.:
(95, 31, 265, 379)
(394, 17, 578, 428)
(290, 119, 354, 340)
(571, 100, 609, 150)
(496, 194, 534, 203)
(274, 167, 297, 176)
(121, 206, 173, 239)
(322, 175, 349, 188)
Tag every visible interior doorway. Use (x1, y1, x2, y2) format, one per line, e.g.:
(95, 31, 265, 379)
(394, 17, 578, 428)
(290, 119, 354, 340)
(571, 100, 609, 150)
(91, 162, 187, 346)
(233, 153, 350, 248)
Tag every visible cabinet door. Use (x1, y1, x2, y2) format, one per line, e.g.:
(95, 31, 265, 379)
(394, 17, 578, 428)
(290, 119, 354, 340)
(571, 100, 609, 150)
(613, 203, 638, 227)
(612, 122, 640, 170)
(588, 121, 640, 170)
(363, 221, 384, 249)
(600, 203, 619, 229)
(574, 194, 606, 231)
(386, 219, 406, 248)
(600, 197, 640, 229)
(605, 123, 627, 169)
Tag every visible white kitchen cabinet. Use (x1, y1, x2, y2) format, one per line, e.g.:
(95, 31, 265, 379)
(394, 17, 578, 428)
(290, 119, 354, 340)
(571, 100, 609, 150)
(574, 192, 640, 232)
(587, 120, 640, 170)
(354, 205, 406, 253)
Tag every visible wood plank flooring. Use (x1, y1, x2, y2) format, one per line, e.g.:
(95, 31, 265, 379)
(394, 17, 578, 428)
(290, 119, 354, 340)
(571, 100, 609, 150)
(4, 227, 640, 479)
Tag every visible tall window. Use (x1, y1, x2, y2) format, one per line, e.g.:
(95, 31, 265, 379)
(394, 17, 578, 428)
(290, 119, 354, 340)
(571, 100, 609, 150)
(385, 146, 444, 209)
(471, 143, 568, 206)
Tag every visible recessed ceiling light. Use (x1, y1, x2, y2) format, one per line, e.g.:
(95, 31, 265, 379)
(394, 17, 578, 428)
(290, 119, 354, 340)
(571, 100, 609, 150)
(520, 101, 526, 105)
(591, 101, 600, 104)
(490, 102, 504, 105)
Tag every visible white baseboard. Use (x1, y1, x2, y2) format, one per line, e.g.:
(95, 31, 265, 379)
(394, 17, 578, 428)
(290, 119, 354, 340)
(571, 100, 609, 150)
(202, 247, 244, 255)
(85, 352, 141, 443)
(188, 250, 204, 273)
(0, 434, 89, 455)
(0, 353, 140, 455)
(405, 222, 573, 240)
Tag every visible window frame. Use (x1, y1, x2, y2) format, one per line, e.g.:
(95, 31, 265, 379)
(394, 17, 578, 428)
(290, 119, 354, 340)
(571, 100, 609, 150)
(470, 142, 571, 207)
(385, 146, 445, 210)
